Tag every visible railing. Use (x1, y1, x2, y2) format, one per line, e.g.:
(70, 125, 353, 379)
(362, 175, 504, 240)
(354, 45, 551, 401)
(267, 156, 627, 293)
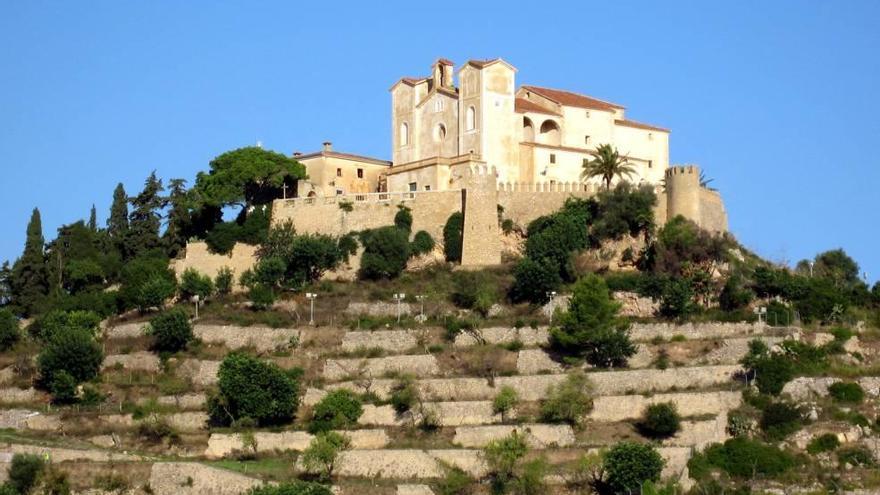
(278, 189, 461, 207)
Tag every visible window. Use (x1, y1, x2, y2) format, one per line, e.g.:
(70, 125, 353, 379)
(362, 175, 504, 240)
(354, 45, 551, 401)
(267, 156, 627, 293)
(584, 135, 590, 145)
(648, 160, 653, 168)
(585, 111, 591, 117)
(648, 132, 654, 140)
(409, 182, 417, 192)
(336, 168, 342, 177)
(424, 185, 431, 191)
(466, 106, 476, 131)
(549, 153, 556, 164)
(336, 189, 343, 195)
(399, 122, 409, 147)
(357, 168, 364, 178)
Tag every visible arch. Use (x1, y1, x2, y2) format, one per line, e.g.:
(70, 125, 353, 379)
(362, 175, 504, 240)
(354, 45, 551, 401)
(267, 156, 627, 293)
(434, 123, 447, 142)
(539, 119, 560, 146)
(307, 191, 316, 198)
(522, 116, 534, 142)
(399, 122, 409, 147)
(466, 106, 476, 131)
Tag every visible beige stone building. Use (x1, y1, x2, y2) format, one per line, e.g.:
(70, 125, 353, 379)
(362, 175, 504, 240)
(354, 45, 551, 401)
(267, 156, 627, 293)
(293, 142, 391, 198)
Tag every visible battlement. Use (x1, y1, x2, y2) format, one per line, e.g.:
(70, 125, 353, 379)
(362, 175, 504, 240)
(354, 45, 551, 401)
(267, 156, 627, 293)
(665, 165, 701, 178)
(497, 181, 600, 193)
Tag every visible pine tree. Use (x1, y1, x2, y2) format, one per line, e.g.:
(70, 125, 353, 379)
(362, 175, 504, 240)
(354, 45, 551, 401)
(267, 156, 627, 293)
(163, 178, 191, 258)
(0, 261, 12, 306)
(124, 172, 165, 259)
(88, 204, 97, 231)
(10, 208, 49, 315)
(107, 183, 129, 241)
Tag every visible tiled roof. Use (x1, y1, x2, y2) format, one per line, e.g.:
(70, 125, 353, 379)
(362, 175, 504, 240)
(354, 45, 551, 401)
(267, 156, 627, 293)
(294, 150, 391, 167)
(615, 118, 670, 133)
(436, 58, 455, 66)
(514, 98, 561, 116)
(521, 85, 625, 112)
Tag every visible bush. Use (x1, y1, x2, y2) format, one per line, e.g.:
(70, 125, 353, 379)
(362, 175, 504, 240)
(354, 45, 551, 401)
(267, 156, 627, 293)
(301, 431, 350, 480)
(540, 373, 592, 426)
(590, 183, 656, 242)
(208, 352, 299, 427)
(550, 275, 635, 368)
(837, 446, 875, 467)
(740, 339, 794, 396)
(179, 268, 214, 300)
(257, 224, 344, 289)
(215, 267, 234, 295)
(410, 230, 435, 256)
(394, 205, 413, 232)
(31, 309, 101, 341)
(719, 275, 754, 312)
(699, 437, 795, 478)
(443, 212, 464, 263)
(0, 309, 20, 351)
(309, 389, 363, 433)
(247, 481, 333, 495)
(148, 308, 193, 353)
(484, 431, 528, 482)
(828, 382, 865, 404)
(7, 453, 44, 494)
(508, 257, 562, 304)
(451, 271, 498, 317)
(658, 278, 696, 319)
(50, 370, 79, 404)
(492, 386, 519, 422)
(806, 433, 840, 454)
(603, 441, 664, 494)
(760, 401, 804, 441)
(117, 254, 177, 311)
(249, 284, 276, 310)
(205, 222, 241, 255)
(390, 376, 418, 414)
(137, 275, 177, 311)
(435, 466, 473, 495)
(37, 327, 103, 394)
(638, 402, 681, 439)
(253, 257, 286, 288)
(359, 226, 410, 280)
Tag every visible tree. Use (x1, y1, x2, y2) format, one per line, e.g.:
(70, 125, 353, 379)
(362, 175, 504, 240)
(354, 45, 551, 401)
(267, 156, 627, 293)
(88, 204, 97, 231)
(550, 275, 635, 368)
(148, 308, 193, 353)
(301, 431, 350, 481)
(247, 482, 333, 495)
(443, 212, 464, 263)
(208, 352, 299, 426)
(125, 171, 165, 259)
(179, 268, 214, 300)
(7, 453, 45, 494)
(603, 442, 664, 494)
(540, 373, 593, 426)
(118, 254, 177, 312)
(10, 208, 49, 315)
(492, 386, 519, 422)
(358, 226, 409, 280)
(37, 327, 103, 396)
(484, 431, 528, 483)
(591, 183, 657, 242)
(740, 339, 794, 395)
(394, 205, 413, 232)
(638, 402, 681, 439)
(809, 249, 861, 288)
(410, 230, 435, 256)
(509, 257, 562, 304)
(194, 146, 306, 209)
(580, 144, 637, 190)
(31, 309, 101, 341)
(107, 183, 129, 244)
(256, 222, 343, 289)
(309, 389, 363, 433)
(163, 178, 191, 257)
(0, 309, 20, 351)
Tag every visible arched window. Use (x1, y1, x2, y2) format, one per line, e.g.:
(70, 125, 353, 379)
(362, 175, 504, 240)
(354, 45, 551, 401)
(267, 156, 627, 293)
(434, 123, 447, 142)
(539, 119, 560, 146)
(466, 106, 476, 131)
(399, 122, 409, 147)
(522, 117, 535, 142)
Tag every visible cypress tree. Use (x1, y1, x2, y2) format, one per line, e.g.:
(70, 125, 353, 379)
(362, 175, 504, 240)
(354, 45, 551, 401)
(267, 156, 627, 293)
(10, 208, 49, 315)
(163, 178, 191, 258)
(88, 204, 97, 231)
(124, 172, 165, 258)
(107, 183, 129, 241)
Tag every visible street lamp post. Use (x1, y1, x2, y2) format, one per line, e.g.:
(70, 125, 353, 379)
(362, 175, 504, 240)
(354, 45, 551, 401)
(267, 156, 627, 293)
(393, 293, 406, 323)
(546, 291, 557, 325)
(192, 295, 200, 320)
(305, 293, 317, 325)
(415, 295, 426, 322)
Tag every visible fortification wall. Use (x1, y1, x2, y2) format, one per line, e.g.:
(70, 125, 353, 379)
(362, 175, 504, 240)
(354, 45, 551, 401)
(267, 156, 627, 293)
(699, 188, 729, 233)
(496, 181, 593, 230)
(170, 242, 256, 292)
(460, 165, 501, 266)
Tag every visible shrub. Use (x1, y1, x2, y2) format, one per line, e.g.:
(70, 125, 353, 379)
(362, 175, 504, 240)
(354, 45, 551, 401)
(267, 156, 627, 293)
(540, 373, 592, 426)
(443, 212, 464, 263)
(208, 352, 299, 427)
(638, 402, 681, 439)
(806, 433, 840, 454)
(760, 401, 804, 441)
(837, 446, 875, 467)
(301, 431, 350, 480)
(550, 275, 635, 368)
(603, 441, 664, 494)
(137, 416, 180, 444)
(410, 230, 435, 256)
(451, 271, 498, 317)
(510, 457, 548, 495)
(719, 275, 754, 312)
(179, 268, 214, 300)
(435, 466, 473, 495)
(309, 389, 363, 433)
(117, 254, 177, 311)
(828, 382, 865, 404)
(492, 386, 519, 422)
(248, 284, 276, 310)
(247, 481, 333, 495)
(32, 309, 101, 341)
(253, 257, 286, 288)
(508, 257, 562, 305)
(0, 309, 20, 351)
(765, 300, 794, 326)
(148, 308, 193, 353)
(740, 339, 794, 396)
(699, 437, 795, 478)
(590, 183, 656, 242)
(257, 224, 344, 289)
(137, 275, 177, 311)
(50, 370, 79, 404)
(205, 222, 240, 254)
(37, 328, 103, 394)
(658, 278, 696, 319)
(484, 431, 528, 482)
(215, 267, 234, 295)
(359, 226, 410, 280)
(7, 453, 44, 494)
(501, 218, 515, 234)
(390, 376, 418, 414)
(394, 205, 413, 232)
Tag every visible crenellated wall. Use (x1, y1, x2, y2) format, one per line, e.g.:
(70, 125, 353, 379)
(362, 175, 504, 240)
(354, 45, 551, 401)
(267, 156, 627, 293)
(665, 165, 728, 233)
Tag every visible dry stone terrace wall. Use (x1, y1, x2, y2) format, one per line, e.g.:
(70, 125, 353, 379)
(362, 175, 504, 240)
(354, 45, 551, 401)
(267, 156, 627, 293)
(193, 324, 300, 352)
(453, 326, 548, 347)
(102, 352, 161, 372)
(782, 376, 880, 401)
(323, 355, 440, 380)
(149, 462, 262, 495)
(590, 391, 742, 422)
(205, 429, 389, 459)
(342, 330, 420, 353)
(358, 401, 506, 427)
(628, 322, 793, 341)
(453, 424, 576, 448)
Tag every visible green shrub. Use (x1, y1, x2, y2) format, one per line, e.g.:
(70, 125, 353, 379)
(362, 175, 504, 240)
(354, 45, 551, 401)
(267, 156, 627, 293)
(215, 267, 234, 295)
(719, 275, 754, 312)
(638, 402, 681, 439)
(550, 275, 635, 368)
(699, 437, 795, 478)
(359, 226, 410, 280)
(256, 224, 344, 289)
(590, 183, 656, 242)
(50, 370, 79, 404)
(540, 373, 592, 426)
(248, 284, 276, 310)
(806, 433, 840, 454)
(484, 431, 528, 482)
(508, 257, 562, 305)
(760, 401, 804, 441)
(179, 268, 214, 300)
(765, 299, 793, 326)
(394, 205, 413, 232)
(117, 254, 177, 311)
(247, 481, 333, 495)
(148, 308, 193, 353)
(31, 309, 101, 341)
(837, 446, 875, 467)
(7, 453, 45, 494)
(137, 275, 177, 311)
(658, 278, 696, 319)
(205, 222, 241, 255)
(443, 212, 464, 263)
(435, 466, 473, 495)
(509, 457, 548, 495)
(253, 257, 286, 288)
(301, 431, 350, 480)
(740, 339, 794, 396)
(390, 376, 418, 414)
(451, 271, 498, 317)
(410, 230, 435, 256)
(603, 441, 664, 494)
(208, 352, 299, 427)
(492, 386, 519, 422)
(828, 382, 865, 404)
(309, 389, 363, 433)
(501, 218, 515, 234)
(0, 309, 20, 351)
(443, 317, 477, 341)
(37, 328, 103, 395)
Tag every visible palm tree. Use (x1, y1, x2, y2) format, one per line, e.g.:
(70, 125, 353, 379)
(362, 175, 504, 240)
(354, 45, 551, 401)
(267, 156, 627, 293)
(580, 144, 637, 190)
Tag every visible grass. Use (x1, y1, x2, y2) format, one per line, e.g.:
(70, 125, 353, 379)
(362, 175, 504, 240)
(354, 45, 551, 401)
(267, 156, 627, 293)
(207, 456, 299, 481)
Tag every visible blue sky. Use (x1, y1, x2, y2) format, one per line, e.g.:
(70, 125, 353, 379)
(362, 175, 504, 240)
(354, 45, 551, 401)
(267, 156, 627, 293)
(1, 1, 878, 283)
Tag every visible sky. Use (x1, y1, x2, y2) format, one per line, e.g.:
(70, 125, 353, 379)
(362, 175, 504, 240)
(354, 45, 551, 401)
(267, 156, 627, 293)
(1, 1, 878, 284)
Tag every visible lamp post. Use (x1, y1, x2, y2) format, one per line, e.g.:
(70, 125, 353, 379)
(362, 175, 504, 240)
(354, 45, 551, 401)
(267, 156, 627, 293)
(393, 293, 406, 323)
(809, 261, 814, 278)
(305, 293, 317, 325)
(415, 295, 426, 322)
(192, 295, 200, 320)
(546, 291, 557, 325)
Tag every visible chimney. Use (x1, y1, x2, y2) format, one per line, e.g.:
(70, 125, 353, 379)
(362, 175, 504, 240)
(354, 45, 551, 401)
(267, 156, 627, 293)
(322, 141, 333, 152)
(293, 151, 303, 157)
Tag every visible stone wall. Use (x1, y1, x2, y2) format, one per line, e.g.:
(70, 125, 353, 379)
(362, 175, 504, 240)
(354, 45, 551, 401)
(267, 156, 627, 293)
(193, 324, 300, 353)
(170, 241, 257, 292)
(149, 462, 262, 495)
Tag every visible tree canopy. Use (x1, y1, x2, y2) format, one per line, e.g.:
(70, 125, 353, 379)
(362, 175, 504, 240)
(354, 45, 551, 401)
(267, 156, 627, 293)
(194, 146, 307, 209)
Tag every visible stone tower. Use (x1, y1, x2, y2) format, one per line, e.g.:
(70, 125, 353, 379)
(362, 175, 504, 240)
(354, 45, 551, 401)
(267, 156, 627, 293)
(665, 165, 702, 224)
(459, 164, 501, 267)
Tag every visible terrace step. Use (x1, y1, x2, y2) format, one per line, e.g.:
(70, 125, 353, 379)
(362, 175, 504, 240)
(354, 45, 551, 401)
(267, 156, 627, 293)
(452, 424, 575, 448)
(589, 391, 742, 422)
(358, 402, 507, 427)
(204, 429, 389, 459)
(323, 354, 440, 381)
(193, 324, 300, 353)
